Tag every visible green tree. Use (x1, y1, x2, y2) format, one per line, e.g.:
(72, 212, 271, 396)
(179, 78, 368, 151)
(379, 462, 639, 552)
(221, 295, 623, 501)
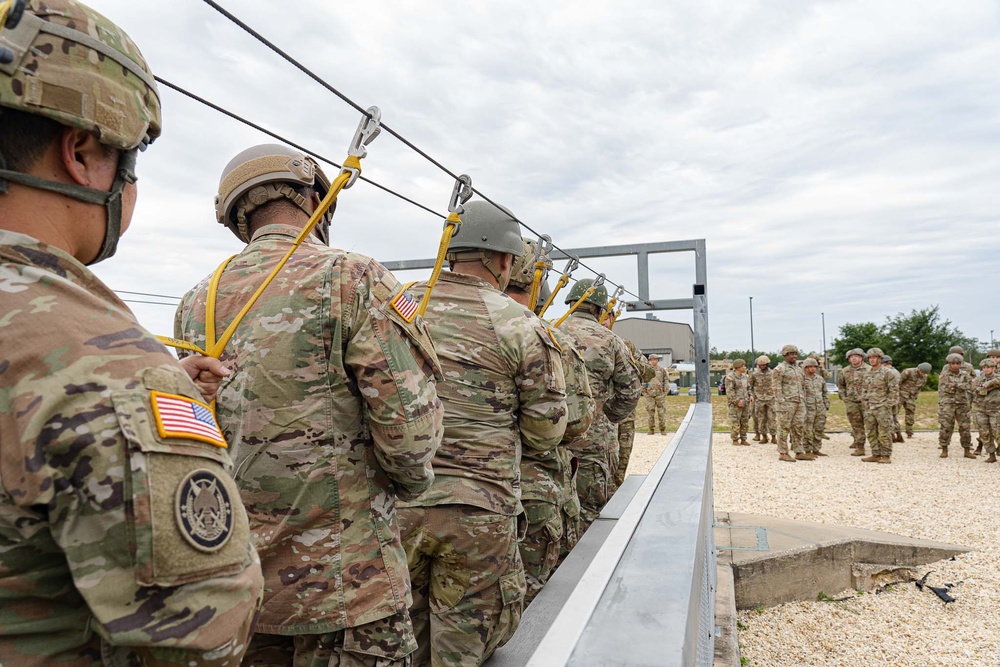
(830, 322, 883, 364)
(880, 307, 974, 370)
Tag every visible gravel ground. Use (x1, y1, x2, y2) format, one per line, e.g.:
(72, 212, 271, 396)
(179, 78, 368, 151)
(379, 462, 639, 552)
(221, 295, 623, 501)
(629, 431, 1000, 667)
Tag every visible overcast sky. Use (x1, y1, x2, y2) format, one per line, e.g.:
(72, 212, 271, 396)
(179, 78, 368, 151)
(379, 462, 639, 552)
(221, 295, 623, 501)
(82, 0, 1000, 355)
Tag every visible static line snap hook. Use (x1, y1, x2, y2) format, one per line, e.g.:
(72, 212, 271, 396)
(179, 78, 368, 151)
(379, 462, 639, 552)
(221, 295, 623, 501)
(341, 105, 381, 188)
(563, 257, 580, 276)
(611, 286, 625, 300)
(593, 273, 606, 288)
(448, 174, 473, 215)
(535, 234, 554, 260)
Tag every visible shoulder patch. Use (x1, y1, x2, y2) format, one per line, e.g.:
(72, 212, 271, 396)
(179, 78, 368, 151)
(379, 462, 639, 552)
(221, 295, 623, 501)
(150, 391, 227, 449)
(391, 287, 419, 323)
(175, 469, 234, 552)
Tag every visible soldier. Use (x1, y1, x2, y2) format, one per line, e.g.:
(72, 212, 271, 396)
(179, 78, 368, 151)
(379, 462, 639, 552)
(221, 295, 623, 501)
(726, 359, 751, 445)
(615, 336, 655, 486)
(175, 144, 445, 665)
(808, 352, 832, 381)
(883, 355, 904, 443)
(837, 348, 869, 454)
(749, 355, 777, 443)
(898, 362, 931, 438)
(939, 353, 974, 458)
(644, 354, 670, 434)
(989, 349, 1000, 365)
(773, 345, 808, 462)
(972, 359, 1000, 463)
(860, 348, 898, 463)
(0, 2, 264, 663)
(559, 278, 641, 532)
(802, 359, 829, 456)
(505, 238, 594, 605)
(398, 202, 568, 667)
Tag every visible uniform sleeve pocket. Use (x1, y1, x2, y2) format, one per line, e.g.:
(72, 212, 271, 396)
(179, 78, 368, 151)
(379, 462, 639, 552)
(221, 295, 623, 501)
(535, 327, 565, 393)
(112, 389, 251, 587)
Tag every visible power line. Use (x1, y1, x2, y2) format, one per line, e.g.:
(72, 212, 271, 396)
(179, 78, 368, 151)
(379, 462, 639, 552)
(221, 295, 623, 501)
(121, 299, 181, 307)
(115, 289, 180, 300)
(197, 0, 654, 309)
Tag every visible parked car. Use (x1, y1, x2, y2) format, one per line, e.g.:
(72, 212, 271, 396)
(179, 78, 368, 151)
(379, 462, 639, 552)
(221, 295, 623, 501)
(826, 382, 839, 395)
(717, 378, 726, 395)
(668, 382, 679, 396)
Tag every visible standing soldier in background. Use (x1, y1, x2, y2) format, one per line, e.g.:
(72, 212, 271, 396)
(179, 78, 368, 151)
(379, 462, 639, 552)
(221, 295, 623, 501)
(559, 278, 641, 532)
(750, 355, 777, 443)
(505, 239, 594, 605)
(860, 348, 898, 464)
(939, 353, 974, 458)
(898, 363, 932, 438)
(176, 144, 446, 665)
(0, 2, 264, 664)
(808, 353, 832, 380)
(882, 355, 904, 443)
(773, 345, 808, 462)
(726, 360, 751, 445)
(802, 358, 829, 456)
(398, 202, 567, 666)
(972, 358, 1000, 464)
(644, 354, 670, 435)
(838, 348, 869, 454)
(615, 336, 655, 485)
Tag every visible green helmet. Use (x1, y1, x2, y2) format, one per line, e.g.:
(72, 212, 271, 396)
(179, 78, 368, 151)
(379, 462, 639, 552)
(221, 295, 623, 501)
(0, 0, 161, 265)
(882, 355, 893, 364)
(565, 278, 608, 309)
(446, 200, 523, 289)
(949, 345, 965, 356)
(917, 362, 932, 373)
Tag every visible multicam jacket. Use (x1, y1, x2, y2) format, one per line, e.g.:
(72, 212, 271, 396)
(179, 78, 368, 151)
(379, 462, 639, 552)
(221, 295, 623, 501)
(772, 361, 806, 406)
(861, 366, 899, 409)
(972, 373, 1000, 409)
(725, 372, 750, 406)
(939, 366, 973, 406)
(748, 366, 776, 403)
(175, 224, 444, 635)
(803, 373, 829, 410)
(836, 363, 868, 402)
(0, 231, 262, 666)
(885, 366, 902, 406)
(400, 271, 568, 516)
(898, 368, 928, 401)
(644, 366, 670, 398)
(623, 339, 655, 422)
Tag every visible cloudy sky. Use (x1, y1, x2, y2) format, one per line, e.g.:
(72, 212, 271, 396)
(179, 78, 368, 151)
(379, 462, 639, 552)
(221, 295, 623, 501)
(82, 0, 1000, 355)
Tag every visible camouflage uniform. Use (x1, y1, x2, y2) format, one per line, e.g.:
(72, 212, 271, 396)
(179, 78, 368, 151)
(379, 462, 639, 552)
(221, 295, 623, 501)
(749, 366, 777, 441)
(0, 232, 263, 665)
(802, 374, 829, 453)
(397, 272, 567, 667)
(644, 366, 670, 434)
(837, 362, 868, 449)
(972, 371, 1000, 455)
(615, 340, 654, 487)
(560, 311, 641, 532)
(520, 326, 594, 605)
(725, 371, 751, 444)
(939, 365, 974, 452)
(175, 224, 445, 665)
(773, 361, 807, 455)
(861, 366, 899, 458)
(898, 368, 928, 436)
(885, 365, 902, 440)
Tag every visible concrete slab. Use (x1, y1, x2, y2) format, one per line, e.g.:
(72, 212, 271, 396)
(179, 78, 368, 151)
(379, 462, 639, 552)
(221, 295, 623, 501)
(716, 511, 972, 610)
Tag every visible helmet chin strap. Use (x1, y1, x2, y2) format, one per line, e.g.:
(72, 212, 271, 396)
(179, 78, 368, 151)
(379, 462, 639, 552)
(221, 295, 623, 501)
(0, 147, 137, 265)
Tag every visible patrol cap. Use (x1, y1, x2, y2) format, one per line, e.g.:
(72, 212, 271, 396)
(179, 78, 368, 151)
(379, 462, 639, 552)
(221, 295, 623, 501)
(756, 355, 770, 366)
(732, 359, 746, 369)
(847, 348, 865, 359)
(802, 358, 818, 368)
(949, 345, 965, 356)
(866, 348, 884, 358)
(780, 344, 798, 356)
(946, 353, 963, 364)
(917, 362, 932, 373)
(981, 358, 997, 368)
(565, 278, 608, 309)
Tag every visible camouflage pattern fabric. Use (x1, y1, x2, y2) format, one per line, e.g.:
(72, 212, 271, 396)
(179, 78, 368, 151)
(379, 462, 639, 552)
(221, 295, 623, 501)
(972, 373, 1000, 455)
(0, 231, 263, 665)
(749, 366, 777, 438)
(519, 500, 563, 606)
(174, 224, 444, 637)
(644, 366, 670, 434)
(837, 362, 868, 448)
(773, 360, 806, 454)
(725, 371, 750, 442)
(398, 506, 524, 667)
(559, 310, 640, 531)
(938, 365, 973, 449)
(886, 365, 902, 438)
(802, 374, 828, 453)
(898, 368, 927, 435)
(862, 366, 899, 457)
(399, 271, 567, 666)
(244, 610, 415, 667)
(613, 339, 653, 487)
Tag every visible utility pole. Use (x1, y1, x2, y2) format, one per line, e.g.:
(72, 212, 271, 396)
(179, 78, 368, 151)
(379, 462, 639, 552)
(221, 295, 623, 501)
(822, 312, 827, 369)
(749, 296, 755, 364)
(991, 330, 994, 349)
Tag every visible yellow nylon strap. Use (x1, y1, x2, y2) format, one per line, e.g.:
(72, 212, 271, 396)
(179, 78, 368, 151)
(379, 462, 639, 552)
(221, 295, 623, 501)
(205, 255, 237, 351)
(598, 297, 618, 324)
(537, 274, 569, 318)
(528, 263, 546, 311)
(0, 2, 11, 29)
(417, 212, 459, 317)
(155, 335, 207, 355)
(553, 287, 595, 328)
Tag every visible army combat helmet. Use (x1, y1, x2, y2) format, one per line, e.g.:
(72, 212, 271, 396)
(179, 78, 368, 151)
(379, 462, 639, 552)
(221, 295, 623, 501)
(216, 144, 333, 245)
(0, 0, 161, 264)
(508, 237, 552, 291)
(565, 277, 608, 309)
(446, 200, 524, 290)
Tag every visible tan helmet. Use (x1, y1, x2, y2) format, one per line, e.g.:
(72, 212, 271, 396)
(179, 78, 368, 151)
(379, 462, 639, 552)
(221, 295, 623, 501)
(981, 358, 997, 368)
(917, 362, 932, 373)
(780, 344, 798, 357)
(0, 0, 161, 264)
(732, 359, 746, 369)
(216, 144, 333, 245)
(649, 354, 661, 361)
(866, 347, 884, 358)
(949, 345, 965, 356)
(756, 355, 770, 366)
(946, 353, 962, 364)
(507, 237, 551, 291)
(802, 358, 818, 368)
(847, 348, 865, 359)
(989, 349, 1000, 357)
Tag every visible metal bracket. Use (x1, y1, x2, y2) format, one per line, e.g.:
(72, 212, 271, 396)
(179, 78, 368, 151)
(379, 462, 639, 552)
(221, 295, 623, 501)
(341, 105, 381, 188)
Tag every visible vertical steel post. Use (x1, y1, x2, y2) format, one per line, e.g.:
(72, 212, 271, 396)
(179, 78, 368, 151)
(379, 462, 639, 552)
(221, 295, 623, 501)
(693, 241, 710, 403)
(749, 297, 755, 365)
(822, 312, 827, 369)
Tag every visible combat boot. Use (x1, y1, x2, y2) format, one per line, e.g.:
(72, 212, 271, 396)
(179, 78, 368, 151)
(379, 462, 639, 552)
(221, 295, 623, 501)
(740, 439, 750, 446)
(753, 434, 761, 442)
(770, 435, 778, 444)
(778, 453, 796, 463)
(814, 451, 828, 456)
(896, 433, 905, 443)
(939, 448, 948, 458)
(861, 455, 880, 462)
(964, 448, 977, 460)
(876, 456, 892, 464)
(821, 433, 830, 440)
(851, 449, 866, 456)
(796, 452, 815, 461)
(731, 439, 740, 446)
(975, 444, 984, 455)
(986, 453, 997, 463)
(906, 431, 914, 439)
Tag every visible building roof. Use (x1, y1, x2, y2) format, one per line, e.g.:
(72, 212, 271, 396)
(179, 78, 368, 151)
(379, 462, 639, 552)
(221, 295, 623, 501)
(612, 317, 695, 360)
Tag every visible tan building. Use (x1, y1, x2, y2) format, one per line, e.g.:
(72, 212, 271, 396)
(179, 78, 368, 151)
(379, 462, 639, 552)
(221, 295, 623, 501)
(611, 317, 696, 366)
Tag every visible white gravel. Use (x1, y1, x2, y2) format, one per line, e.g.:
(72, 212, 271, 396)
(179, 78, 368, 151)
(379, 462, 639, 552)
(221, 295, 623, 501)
(628, 431, 1000, 667)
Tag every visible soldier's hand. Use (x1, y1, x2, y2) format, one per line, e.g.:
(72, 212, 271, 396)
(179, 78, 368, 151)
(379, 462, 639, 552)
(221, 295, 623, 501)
(178, 355, 232, 403)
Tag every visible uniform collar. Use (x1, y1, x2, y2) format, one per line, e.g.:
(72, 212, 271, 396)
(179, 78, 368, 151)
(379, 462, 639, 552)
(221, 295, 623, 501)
(440, 270, 498, 290)
(249, 223, 324, 246)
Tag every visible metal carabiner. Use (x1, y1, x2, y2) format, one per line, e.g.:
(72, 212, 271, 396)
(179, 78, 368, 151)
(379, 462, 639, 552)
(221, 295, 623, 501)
(593, 273, 606, 288)
(448, 174, 473, 216)
(340, 106, 381, 188)
(610, 285, 625, 300)
(563, 257, 580, 277)
(535, 234, 554, 261)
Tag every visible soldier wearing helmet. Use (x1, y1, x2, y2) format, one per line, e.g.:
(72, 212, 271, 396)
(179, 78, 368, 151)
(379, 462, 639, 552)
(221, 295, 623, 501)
(726, 359, 751, 446)
(859, 348, 898, 463)
(801, 358, 830, 457)
(0, 2, 263, 663)
(558, 277, 641, 531)
(837, 347, 869, 453)
(898, 362, 932, 438)
(771, 344, 809, 461)
(644, 352, 671, 435)
(938, 352, 974, 458)
(175, 143, 446, 665)
(881, 355, 904, 442)
(749, 355, 777, 443)
(972, 358, 1000, 463)
(504, 238, 595, 604)
(395, 201, 568, 665)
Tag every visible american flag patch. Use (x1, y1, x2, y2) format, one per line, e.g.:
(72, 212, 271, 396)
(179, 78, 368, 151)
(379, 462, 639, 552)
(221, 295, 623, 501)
(391, 289, 418, 322)
(150, 391, 228, 448)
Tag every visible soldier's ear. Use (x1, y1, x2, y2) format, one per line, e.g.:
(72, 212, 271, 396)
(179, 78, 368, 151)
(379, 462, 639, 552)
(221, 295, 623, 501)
(58, 127, 116, 188)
